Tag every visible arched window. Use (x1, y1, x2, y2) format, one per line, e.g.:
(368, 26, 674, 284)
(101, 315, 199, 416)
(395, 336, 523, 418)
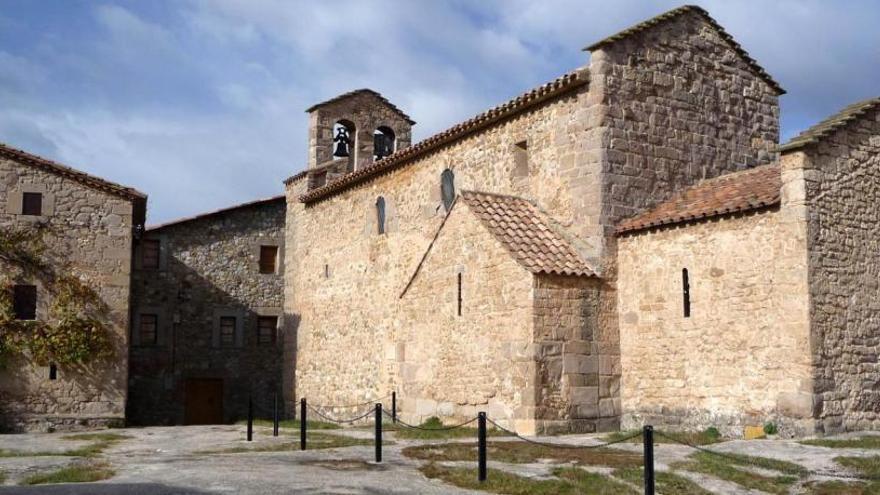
(441, 169, 455, 210)
(373, 126, 395, 160)
(376, 196, 386, 235)
(682, 268, 691, 318)
(332, 120, 355, 160)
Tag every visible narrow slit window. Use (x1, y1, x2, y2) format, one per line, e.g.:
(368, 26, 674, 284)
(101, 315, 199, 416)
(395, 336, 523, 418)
(142, 239, 161, 270)
(441, 169, 455, 211)
(513, 140, 529, 177)
(49, 363, 57, 380)
(12, 284, 37, 320)
(259, 245, 279, 274)
(682, 268, 691, 318)
(457, 273, 462, 317)
(21, 192, 43, 216)
(257, 316, 278, 345)
(219, 316, 236, 346)
(376, 196, 386, 235)
(139, 314, 158, 346)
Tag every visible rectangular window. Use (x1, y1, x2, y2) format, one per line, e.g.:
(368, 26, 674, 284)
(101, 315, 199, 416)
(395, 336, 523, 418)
(142, 239, 161, 270)
(139, 314, 158, 345)
(220, 316, 236, 346)
(21, 193, 43, 216)
(682, 268, 691, 318)
(13, 285, 37, 320)
(257, 316, 277, 345)
(259, 246, 278, 274)
(513, 140, 529, 177)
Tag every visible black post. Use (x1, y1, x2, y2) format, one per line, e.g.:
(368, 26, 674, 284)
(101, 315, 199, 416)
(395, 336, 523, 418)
(300, 398, 307, 451)
(643, 425, 655, 495)
(247, 397, 253, 442)
(375, 403, 383, 463)
(392, 392, 397, 424)
(478, 412, 487, 483)
(273, 392, 279, 437)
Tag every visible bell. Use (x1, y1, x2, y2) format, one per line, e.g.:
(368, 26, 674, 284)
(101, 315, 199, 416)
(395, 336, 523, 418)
(374, 133, 392, 159)
(333, 140, 350, 157)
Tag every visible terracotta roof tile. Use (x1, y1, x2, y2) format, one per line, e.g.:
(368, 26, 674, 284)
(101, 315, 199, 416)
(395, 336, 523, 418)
(780, 97, 880, 152)
(584, 5, 784, 95)
(297, 70, 588, 202)
(0, 142, 146, 201)
(616, 164, 781, 234)
(461, 190, 595, 277)
(305, 89, 416, 125)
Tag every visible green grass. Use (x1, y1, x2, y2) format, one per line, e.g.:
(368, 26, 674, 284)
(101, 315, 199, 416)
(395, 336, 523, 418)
(835, 456, 880, 479)
(403, 440, 642, 468)
(612, 467, 713, 494)
(803, 437, 880, 449)
(420, 463, 637, 494)
(196, 432, 372, 454)
(604, 428, 724, 446)
(672, 451, 805, 494)
(0, 432, 129, 458)
(803, 480, 880, 494)
(389, 417, 506, 440)
(21, 462, 115, 485)
(237, 418, 341, 430)
(0, 469, 5, 484)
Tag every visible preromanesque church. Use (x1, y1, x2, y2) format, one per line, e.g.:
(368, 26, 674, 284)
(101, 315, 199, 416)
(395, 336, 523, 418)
(1, 5, 879, 437)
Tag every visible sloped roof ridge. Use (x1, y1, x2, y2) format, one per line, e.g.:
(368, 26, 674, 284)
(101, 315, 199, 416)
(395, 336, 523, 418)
(584, 5, 784, 95)
(780, 97, 880, 152)
(147, 194, 285, 231)
(305, 88, 416, 125)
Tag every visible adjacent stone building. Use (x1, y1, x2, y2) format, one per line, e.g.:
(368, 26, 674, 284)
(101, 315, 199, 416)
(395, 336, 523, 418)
(0, 143, 145, 432)
(128, 195, 287, 425)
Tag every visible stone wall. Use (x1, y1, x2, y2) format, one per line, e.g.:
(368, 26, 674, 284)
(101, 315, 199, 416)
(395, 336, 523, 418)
(0, 155, 136, 432)
(799, 107, 880, 433)
(587, 9, 782, 427)
(617, 193, 814, 435)
(128, 198, 285, 425)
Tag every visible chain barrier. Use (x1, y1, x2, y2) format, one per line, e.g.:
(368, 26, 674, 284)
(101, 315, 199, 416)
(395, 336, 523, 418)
(381, 408, 478, 431)
(486, 417, 643, 450)
(317, 393, 393, 409)
(306, 403, 375, 424)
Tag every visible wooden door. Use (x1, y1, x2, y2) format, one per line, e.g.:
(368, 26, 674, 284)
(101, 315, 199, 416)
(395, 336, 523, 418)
(184, 378, 224, 425)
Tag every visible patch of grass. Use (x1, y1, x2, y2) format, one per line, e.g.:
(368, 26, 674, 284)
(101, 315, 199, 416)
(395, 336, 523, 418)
(803, 480, 880, 494)
(61, 433, 132, 442)
(0, 469, 5, 484)
(604, 428, 724, 446)
(803, 437, 880, 449)
(420, 463, 636, 495)
(672, 451, 805, 494)
(835, 456, 880, 479)
(0, 432, 129, 458)
(21, 462, 115, 485)
(404, 440, 641, 468)
(237, 418, 341, 430)
(613, 467, 713, 494)
(196, 432, 372, 454)
(389, 417, 506, 440)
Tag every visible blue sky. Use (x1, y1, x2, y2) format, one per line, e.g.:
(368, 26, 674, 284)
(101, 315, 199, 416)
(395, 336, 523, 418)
(1, 1, 877, 224)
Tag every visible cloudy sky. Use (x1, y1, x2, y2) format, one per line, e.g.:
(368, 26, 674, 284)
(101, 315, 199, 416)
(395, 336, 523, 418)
(1, 1, 877, 224)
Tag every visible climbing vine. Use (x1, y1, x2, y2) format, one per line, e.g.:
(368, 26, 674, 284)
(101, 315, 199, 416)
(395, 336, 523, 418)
(0, 224, 113, 368)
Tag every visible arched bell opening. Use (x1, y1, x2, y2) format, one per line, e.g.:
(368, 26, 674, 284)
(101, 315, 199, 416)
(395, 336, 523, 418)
(373, 126, 396, 161)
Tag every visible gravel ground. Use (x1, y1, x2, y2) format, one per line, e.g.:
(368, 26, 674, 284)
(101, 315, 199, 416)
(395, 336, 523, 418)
(0, 425, 877, 494)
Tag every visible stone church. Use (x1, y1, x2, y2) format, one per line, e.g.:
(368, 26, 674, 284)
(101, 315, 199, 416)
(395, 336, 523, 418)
(1, 5, 878, 436)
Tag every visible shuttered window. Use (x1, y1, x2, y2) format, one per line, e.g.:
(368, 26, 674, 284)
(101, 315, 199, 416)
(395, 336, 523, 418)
(140, 314, 158, 345)
(13, 285, 37, 320)
(257, 316, 277, 345)
(259, 246, 278, 274)
(21, 193, 43, 216)
(220, 317, 236, 346)
(142, 239, 160, 270)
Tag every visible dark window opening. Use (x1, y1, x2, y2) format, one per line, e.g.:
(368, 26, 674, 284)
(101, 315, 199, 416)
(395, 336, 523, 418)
(12, 284, 37, 320)
(682, 268, 691, 318)
(376, 196, 386, 235)
(259, 245, 279, 274)
(441, 169, 455, 211)
(257, 316, 278, 345)
(373, 126, 395, 160)
(220, 316, 236, 346)
(513, 140, 529, 177)
(332, 120, 355, 160)
(324, 264, 330, 278)
(49, 363, 57, 380)
(140, 314, 158, 345)
(21, 192, 43, 216)
(142, 239, 161, 270)
(457, 273, 462, 317)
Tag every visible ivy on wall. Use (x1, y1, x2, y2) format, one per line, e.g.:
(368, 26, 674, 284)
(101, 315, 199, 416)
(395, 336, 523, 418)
(0, 224, 113, 368)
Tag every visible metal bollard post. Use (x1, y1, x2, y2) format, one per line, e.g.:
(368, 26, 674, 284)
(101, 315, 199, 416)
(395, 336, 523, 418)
(300, 398, 307, 451)
(478, 412, 487, 483)
(392, 391, 397, 424)
(247, 397, 253, 442)
(643, 425, 655, 495)
(375, 403, 383, 463)
(273, 392, 279, 437)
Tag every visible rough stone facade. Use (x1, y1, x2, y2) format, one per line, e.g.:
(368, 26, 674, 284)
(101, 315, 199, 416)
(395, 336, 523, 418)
(128, 197, 285, 425)
(0, 148, 144, 432)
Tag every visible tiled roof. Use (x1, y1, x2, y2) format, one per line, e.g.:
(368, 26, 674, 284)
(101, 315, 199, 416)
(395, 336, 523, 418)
(780, 97, 880, 152)
(297, 70, 588, 203)
(305, 89, 416, 125)
(283, 169, 308, 185)
(0, 142, 146, 201)
(461, 190, 595, 277)
(584, 5, 784, 95)
(616, 164, 781, 234)
(148, 195, 285, 231)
